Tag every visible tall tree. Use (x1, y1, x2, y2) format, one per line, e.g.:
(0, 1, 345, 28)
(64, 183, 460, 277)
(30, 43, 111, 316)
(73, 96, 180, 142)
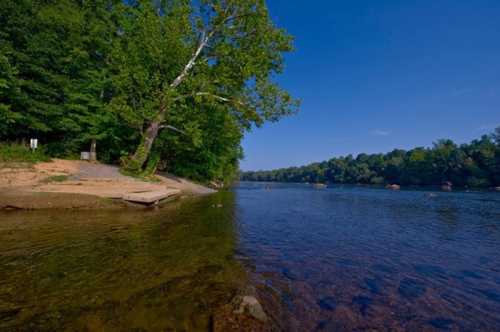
(0, 0, 121, 155)
(110, 0, 299, 174)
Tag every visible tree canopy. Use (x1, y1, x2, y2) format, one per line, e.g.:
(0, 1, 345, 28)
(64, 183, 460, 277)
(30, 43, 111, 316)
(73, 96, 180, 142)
(0, 0, 298, 183)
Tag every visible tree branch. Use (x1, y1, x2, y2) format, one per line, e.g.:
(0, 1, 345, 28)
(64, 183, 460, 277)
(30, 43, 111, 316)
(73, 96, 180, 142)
(194, 92, 231, 103)
(168, 9, 255, 90)
(174, 92, 248, 108)
(169, 32, 211, 88)
(159, 124, 186, 135)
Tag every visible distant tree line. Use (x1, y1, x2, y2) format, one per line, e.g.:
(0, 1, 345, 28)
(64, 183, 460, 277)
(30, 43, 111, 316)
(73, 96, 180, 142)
(241, 129, 500, 188)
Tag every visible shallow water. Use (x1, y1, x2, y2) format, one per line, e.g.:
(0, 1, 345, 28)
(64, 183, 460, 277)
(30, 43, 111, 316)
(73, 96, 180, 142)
(1, 184, 499, 331)
(235, 182, 500, 331)
(0, 193, 245, 331)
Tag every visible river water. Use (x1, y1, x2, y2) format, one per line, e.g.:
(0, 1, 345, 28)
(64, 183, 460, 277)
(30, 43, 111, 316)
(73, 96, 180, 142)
(0, 183, 499, 331)
(236, 182, 500, 331)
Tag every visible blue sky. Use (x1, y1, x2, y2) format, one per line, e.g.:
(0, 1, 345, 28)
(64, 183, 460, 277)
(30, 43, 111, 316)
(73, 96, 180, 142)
(240, 0, 500, 171)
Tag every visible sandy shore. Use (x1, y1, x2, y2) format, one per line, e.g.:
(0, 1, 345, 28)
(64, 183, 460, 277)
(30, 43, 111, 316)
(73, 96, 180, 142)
(0, 159, 215, 209)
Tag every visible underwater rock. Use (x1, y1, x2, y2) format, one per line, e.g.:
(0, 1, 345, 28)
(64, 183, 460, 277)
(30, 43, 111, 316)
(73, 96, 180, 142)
(460, 270, 483, 280)
(282, 267, 300, 280)
(363, 277, 382, 295)
(428, 317, 455, 330)
(352, 295, 372, 316)
(398, 278, 427, 299)
(317, 296, 337, 311)
(234, 296, 268, 322)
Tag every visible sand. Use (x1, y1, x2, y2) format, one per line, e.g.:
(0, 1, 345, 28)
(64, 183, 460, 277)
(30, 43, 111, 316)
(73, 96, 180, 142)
(0, 159, 215, 209)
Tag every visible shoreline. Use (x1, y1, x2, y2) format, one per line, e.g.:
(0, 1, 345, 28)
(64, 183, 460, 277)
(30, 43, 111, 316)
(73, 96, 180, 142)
(238, 180, 500, 192)
(0, 159, 215, 210)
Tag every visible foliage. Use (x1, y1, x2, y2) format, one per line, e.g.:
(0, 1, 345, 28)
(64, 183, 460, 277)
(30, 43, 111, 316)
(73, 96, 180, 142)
(241, 129, 500, 188)
(109, 0, 299, 175)
(0, 0, 297, 183)
(0, 0, 123, 155)
(0, 143, 49, 163)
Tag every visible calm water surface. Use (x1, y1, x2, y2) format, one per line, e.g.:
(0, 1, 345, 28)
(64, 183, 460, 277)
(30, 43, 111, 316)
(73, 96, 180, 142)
(0, 184, 499, 331)
(0, 193, 245, 331)
(235, 182, 500, 331)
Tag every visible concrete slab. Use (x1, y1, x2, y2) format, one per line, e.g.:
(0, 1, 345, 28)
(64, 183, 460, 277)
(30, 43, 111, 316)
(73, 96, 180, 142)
(122, 189, 180, 204)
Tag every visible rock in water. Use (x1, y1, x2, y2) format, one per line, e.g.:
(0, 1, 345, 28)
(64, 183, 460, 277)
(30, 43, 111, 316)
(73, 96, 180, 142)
(386, 184, 401, 190)
(441, 181, 453, 191)
(234, 296, 268, 322)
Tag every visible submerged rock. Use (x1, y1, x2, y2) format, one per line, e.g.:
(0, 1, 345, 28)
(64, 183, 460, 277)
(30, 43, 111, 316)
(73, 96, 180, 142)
(363, 277, 382, 295)
(398, 278, 427, 299)
(281, 267, 299, 280)
(352, 295, 372, 316)
(234, 295, 268, 322)
(317, 296, 337, 311)
(428, 317, 455, 330)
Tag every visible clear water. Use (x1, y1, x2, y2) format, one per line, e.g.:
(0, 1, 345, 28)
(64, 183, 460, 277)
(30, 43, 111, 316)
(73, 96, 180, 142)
(235, 182, 500, 331)
(1, 184, 499, 331)
(0, 193, 246, 331)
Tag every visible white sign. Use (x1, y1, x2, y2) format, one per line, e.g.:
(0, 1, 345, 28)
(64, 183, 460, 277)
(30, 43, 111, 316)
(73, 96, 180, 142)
(81, 152, 90, 160)
(30, 138, 38, 150)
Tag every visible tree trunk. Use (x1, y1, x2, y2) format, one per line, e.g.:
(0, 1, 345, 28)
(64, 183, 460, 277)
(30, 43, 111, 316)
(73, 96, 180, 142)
(124, 121, 161, 174)
(90, 139, 97, 161)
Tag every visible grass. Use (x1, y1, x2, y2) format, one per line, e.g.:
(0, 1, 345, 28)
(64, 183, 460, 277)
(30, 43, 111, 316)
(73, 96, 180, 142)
(43, 175, 69, 183)
(0, 143, 50, 163)
(119, 168, 162, 183)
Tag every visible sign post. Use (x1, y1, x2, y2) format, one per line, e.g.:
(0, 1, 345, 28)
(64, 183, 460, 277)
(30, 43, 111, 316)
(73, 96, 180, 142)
(30, 138, 38, 151)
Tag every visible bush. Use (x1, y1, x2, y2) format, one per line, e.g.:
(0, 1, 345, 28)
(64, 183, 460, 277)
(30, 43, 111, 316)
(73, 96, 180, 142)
(466, 177, 491, 188)
(42, 175, 69, 183)
(0, 143, 50, 163)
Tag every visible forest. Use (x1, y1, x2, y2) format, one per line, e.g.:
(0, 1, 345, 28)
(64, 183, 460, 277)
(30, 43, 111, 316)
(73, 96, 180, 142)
(241, 129, 500, 188)
(0, 0, 298, 184)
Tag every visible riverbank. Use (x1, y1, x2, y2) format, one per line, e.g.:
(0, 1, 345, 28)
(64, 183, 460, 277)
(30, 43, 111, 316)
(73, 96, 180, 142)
(0, 159, 215, 210)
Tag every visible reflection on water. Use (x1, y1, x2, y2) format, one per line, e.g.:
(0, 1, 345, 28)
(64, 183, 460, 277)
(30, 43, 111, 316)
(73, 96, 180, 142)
(235, 182, 500, 331)
(0, 192, 245, 331)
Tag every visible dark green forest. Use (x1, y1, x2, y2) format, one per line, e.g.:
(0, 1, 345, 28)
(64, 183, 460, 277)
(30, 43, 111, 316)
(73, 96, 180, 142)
(241, 129, 500, 188)
(0, 0, 297, 183)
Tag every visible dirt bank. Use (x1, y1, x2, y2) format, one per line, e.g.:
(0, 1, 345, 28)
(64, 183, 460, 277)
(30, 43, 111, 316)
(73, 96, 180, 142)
(0, 159, 215, 209)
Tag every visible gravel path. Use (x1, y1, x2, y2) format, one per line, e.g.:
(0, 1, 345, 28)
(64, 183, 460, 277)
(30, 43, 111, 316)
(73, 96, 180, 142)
(73, 163, 132, 180)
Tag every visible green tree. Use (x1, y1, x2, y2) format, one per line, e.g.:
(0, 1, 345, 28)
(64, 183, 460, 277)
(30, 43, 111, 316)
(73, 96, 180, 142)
(110, 0, 299, 175)
(241, 129, 500, 188)
(0, 54, 21, 135)
(0, 0, 120, 155)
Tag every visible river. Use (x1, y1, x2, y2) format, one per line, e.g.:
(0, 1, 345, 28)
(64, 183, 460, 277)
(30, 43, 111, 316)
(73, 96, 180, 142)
(1, 183, 499, 331)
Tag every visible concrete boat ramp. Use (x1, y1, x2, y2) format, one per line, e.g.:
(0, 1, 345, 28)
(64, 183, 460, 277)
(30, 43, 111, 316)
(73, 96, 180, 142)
(122, 189, 180, 204)
(34, 178, 182, 206)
